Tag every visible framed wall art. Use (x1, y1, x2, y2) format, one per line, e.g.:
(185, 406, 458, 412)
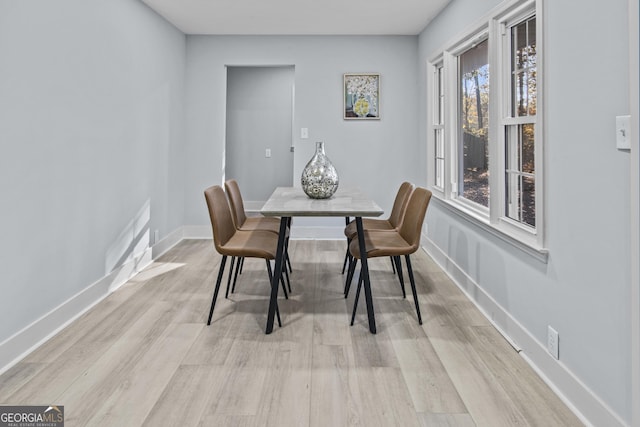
(344, 73, 380, 120)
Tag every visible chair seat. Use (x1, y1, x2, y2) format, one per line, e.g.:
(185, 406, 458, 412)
(344, 218, 395, 239)
(220, 229, 279, 259)
(240, 216, 283, 234)
(349, 229, 416, 259)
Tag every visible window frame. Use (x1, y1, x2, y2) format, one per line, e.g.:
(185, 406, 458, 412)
(495, 4, 544, 248)
(428, 58, 446, 194)
(426, 0, 546, 259)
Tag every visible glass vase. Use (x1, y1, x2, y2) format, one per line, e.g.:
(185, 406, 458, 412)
(301, 141, 339, 199)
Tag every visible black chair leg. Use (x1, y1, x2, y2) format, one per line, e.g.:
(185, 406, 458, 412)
(342, 246, 350, 274)
(231, 256, 242, 293)
(405, 255, 422, 325)
(207, 255, 227, 325)
(239, 257, 245, 274)
(390, 256, 396, 274)
(225, 257, 236, 298)
(350, 274, 364, 326)
(394, 256, 406, 298)
(344, 258, 358, 298)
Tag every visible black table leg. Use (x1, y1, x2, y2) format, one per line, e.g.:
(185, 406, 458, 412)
(355, 216, 376, 334)
(265, 216, 289, 334)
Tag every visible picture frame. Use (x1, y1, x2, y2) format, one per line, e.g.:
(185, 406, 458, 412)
(344, 73, 380, 120)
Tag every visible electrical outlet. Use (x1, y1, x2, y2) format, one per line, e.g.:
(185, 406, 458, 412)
(547, 326, 559, 359)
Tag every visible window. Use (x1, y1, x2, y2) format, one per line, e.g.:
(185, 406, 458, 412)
(427, 0, 544, 255)
(458, 39, 490, 208)
(503, 15, 537, 228)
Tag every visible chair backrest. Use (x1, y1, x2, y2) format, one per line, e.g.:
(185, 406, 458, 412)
(224, 179, 247, 229)
(388, 181, 414, 229)
(204, 185, 236, 251)
(398, 187, 432, 253)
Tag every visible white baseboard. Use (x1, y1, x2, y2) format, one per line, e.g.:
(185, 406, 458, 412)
(0, 231, 183, 376)
(422, 233, 628, 427)
(182, 225, 211, 239)
(152, 227, 186, 258)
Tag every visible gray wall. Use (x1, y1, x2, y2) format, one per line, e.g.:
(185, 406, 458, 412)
(0, 0, 186, 343)
(226, 66, 295, 201)
(418, 0, 632, 423)
(184, 35, 420, 227)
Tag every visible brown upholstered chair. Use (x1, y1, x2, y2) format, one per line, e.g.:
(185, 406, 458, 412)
(348, 186, 432, 326)
(343, 181, 414, 239)
(224, 179, 292, 294)
(204, 185, 287, 326)
(343, 182, 414, 295)
(225, 179, 282, 234)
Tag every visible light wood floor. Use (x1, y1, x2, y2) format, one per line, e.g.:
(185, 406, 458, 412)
(0, 240, 583, 427)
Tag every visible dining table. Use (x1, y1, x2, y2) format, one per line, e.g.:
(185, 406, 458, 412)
(260, 186, 384, 334)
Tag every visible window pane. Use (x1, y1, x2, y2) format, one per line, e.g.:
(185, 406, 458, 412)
(528, 18, 537, 47)
(514, 23, 528, 69)
(435, 128, 444, 188)
(437, 67, 444, 124)
(460, 39, 490, 207)
(505, 124, 536, 228)
(521, 124, 535, 174)
(505, 172, 535, 227)
(512, 16, 537, 117)
(515, 71, 529, 116)
(522, 176, 535, 227)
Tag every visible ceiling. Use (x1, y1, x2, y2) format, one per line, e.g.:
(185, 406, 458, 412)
(140, 0, 453, 36)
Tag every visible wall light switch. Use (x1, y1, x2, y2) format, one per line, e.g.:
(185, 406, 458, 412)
(616, 115, 631, 150)
(301, 128, 309, 139)
(265, 148, 271, 158)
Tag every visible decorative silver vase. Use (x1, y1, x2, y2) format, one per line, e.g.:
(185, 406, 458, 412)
(301, 141, 339, 199)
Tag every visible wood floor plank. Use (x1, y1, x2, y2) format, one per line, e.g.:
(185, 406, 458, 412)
(0, 362, 46, 402)
(425, 321, 531, 427)
(141, 365, 224, 427)
(310, 344, 364, 427)
(84, 323, 203, 426)
(391, 334, 467, 414)
(417, 413, 477, 427)
(256, 354, 312, 426)
(356, 367, 422, 427)
(467, 325, 583, 427)
(201, 368, 267, 417)
(55, 301, 177, 424)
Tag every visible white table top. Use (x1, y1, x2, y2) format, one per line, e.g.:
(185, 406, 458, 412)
(261, 186, 384, 218)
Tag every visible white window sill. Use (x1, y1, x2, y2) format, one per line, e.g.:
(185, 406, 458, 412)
(431, 196, 549, 263)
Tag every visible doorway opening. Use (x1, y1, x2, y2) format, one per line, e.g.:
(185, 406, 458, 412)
(224, 65, 295, 208)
